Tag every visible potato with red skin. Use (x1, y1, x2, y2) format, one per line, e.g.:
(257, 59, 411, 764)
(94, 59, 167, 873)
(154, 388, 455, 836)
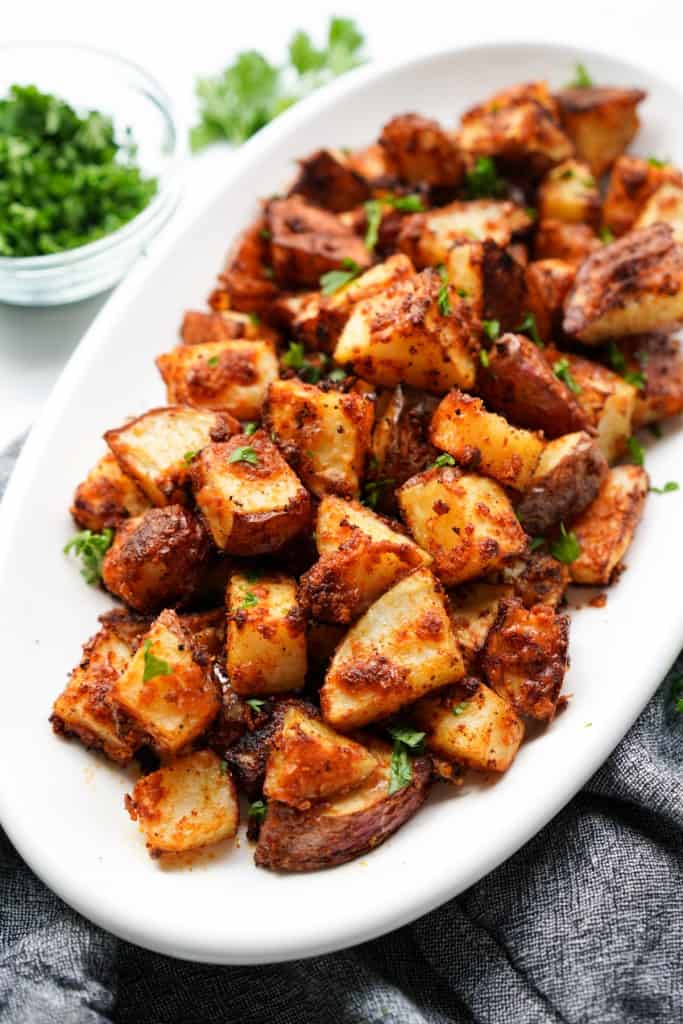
(379, 113, 464, 187)
(616, 333, 683, 427)
(448, 582, 514, 670)
(70, 452, 151, 532)
(369, 385, 439, 508)
(569, 466, 648, 585)
(477, 333, 588, 437)
(266, 195, 370, 289)
(498, 551, 569, 610)
(216, 218, 280, 315)
(602, 155, 683, 237)
(524, 259, 576, 343)
(101, 506, 212, 614)
(289, 148, 371, 212)
(554, 86, 645, 177)
(445, 239, 527, 333)
(482, 599, 569, 721)
(533, 219, 601, 267)
(255, 738, 431, 872)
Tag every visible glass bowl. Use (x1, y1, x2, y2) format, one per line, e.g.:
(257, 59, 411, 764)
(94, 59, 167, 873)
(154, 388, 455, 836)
(0, 43, 183, 306)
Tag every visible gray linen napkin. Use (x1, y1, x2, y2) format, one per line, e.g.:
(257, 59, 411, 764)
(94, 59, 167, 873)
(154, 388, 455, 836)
(1, 441, 681, 1024)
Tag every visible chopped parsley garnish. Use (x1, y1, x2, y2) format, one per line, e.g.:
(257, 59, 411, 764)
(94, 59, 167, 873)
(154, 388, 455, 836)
(553, 357, 581, 394)
(241, 591, 259, 608)
(529, 537, 547, 553)
(243, 421, 258, 436)
(549, 523, 581, 564)
(386, 193, 425, 212)
(248, 799, 267, 822)
(363, 477, 394, 509)
(607, 341, 626, 374)
(627, 435, 645, 466)
(248, 312, 261, 325)
(386, 724, 425, 749)
(282, 340, 328, 383)
(228, 445, 259, 466)
(452, 702, 470, 716)
(623, 369, 645, 390)
(436, 264, 452, 316)
(320, 257, 361, 295)
(432, 453, 456, 469)
(516, 311, 543, 347)
(190, 18, 365, 150)
(386, 723, 425, 794)
(566, 63, 594, 88)
(650, 481, 679, 494)
(282, 340, 305, 370)
(246, 698, 266, 711)
(482, 319, 501, 341)
(0, 85, 157, 257)
(183, 450, 199, 464)
(63, 528, 113, 585)
(647, 155, 669, 168)
(465, 156, 506, 199)
(262, 265, 274, 280)
(142, 640, 171, 682)
(207, 355, 220, 367)
(600, 226, 615, 244)
(219, 760, 229, 775)
(363, 199, 383, 252)
(259, 228, 271, 240)
(327, 367, 347, 382)
(479, 349, 490, 367)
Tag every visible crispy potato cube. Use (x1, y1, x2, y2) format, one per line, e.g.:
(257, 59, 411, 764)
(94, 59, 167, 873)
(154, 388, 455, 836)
(445, 239, 526, 332)
(477, 333, 588, 437)
(263, 706, 378, 808)
(524, 259, 577, 343)
(217, 218, 280, 315)
(564, 225, 683, 343)
(275, 254, 413, 353)
(105, 406, 238, 507)
(227, 571, 307, 696)
(101, 506, 211, 614)
(191, 432, 310, 553)
(555, 87, 645, 177)
(266, 195, 370, 289)
(634, 182, 683, 243)
(255, 737, 431, 872)
(459, 81, 573, 173)
(482, 599, 569, 720)
(397, 467, 527, 585)
(449, 582, 514, 668)
(369, 386, 439, 503)
(335, 268, 479, 394)
(126, 750, 239, 855)
(537, 159, 600, 226)
(430, 390, 545, 491)
(617, 333, 683, 427)
(543, 348, 636, 463)
(515, 431, 608, 535)
(602, 156, 683, 237)
(569, 466, 648, 584)
(70, 452, 151, 531)
(320, 568, 464, 729)
(156, 340, 278, 420)
(51, 620, 143, 763)
(412, 677, 524, 773)
(111, 610, 220, 753)
(499, 550, 570, 609)
(289, 147, 370, 211)
(300, 497, 430, 624)
(264, 378, 373, 499)
(533, 219, 601, 266)
(180, 309, 278, 345)
(379, 113, 464, 186)
(398, 200, 532, 267)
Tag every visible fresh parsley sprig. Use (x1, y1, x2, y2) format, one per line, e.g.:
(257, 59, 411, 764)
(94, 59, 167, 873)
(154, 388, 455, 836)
(553, 357, 581, 394)
(516, 311, 543, 348)
(549, 523, 581, 564)
(465, 156, 506, 200)
(320, 257, 361, 295)
(566, 63, 594, 88)
(142, 640, 171, 682)
(386, 723, 425, 795)
(229, 445, 259, 466)
(63, 528, 113, 585)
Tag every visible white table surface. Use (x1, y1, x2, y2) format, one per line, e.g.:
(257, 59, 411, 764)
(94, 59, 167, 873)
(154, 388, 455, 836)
(2, 0, 683, 450)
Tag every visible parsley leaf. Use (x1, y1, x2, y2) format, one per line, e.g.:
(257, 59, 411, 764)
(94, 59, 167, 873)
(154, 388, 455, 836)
(363, 199, 383, 252)
(142, 640, 171, 682)
(452, 702, 470, 716)
(431, 453, 456, 469)
(207, 355, 220, 367)
(465, 156, 506, 199)
(248, 799, 267, 822)
(549, 523, 581, 564)
(243, 421, 258, 436)
(436, 264, 452, 316)
(386, 723, 425, 749)
(248, 312, 261, 325)
(388, 743, 413, 795)
(328, 367, 347, 383)
(671, 672, 683, 714)
(241, 591, 259, 608)
(183, 450, 199, 464)
(607, 341, 626, 374)
(282, 341, 327, 383)
(600, 226, 615, 244)
(63, 528, 113, 585)
(320, 258, 361, 295)
(648, 155, 669, 168)
(516, 311, 543, 347)
(480, 349, 490, 367)
(650, 481, 679, 494)
(282, 341, 305, 370)
(624, 369, 645, 390)
(246, 698, 266, 711)
(627, 435, 645, 466)
(566, 62, 594, 88)
(362, 477, 394, 509)
(482, 319, 501, 341)
(228, 445, 259, 466)
(553, 357, 581, 394)
(385, 193, 425, 212)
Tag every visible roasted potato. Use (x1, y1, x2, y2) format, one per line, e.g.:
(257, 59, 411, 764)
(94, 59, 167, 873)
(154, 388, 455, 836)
(477, 332, 588, 437)
(564, 225, 683, 343)
(537, 159, 600, 226)
(180, 309, 278, 345)
(602, 156, 683, 237)
(101, 506, 212, 614)
(215, 218, 280, 315)
(379, 113, 464, 187)
(51, 618, 144, 763)
(398, 466, 527, 585)
(398, 199, 533, 267)
(515, 431, 608, 535)
(347, 142, 394, 182)
(412, 677, 524, 773)
(266, 195, 370, 289)
(448, 582, 514, 668)
(616, 333, 683, 427)
(482, 599, 569, 720)
(126, 750, 239, 856)
(445, 238, 527, 332)
(191, 431, 310, 553)
(369, 385, 439, 502)
(156, 339, 279, 420)
(289, 147, 370, 211)
(498, 550, 570, 609)
(633, 181, 683, 243)
(70, 452, 151, 532)
(554, 86, 644, 177)
(320, 567, 464, 729)
(533, 219, 601, 266)
(263, 705, 378, 808)
(300, 496, 430, 624)
(569, 465, 648, 584)
(227, 571, 307, 696)
(430, 389, 545, 491)
(334, 267, 479, 394)
(265, 378, 374, 499)
(111, 610, 220, 754)
(524, 259, 577, 343)
(255, 737, 431, 871)
(105, 406, 238, 507)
